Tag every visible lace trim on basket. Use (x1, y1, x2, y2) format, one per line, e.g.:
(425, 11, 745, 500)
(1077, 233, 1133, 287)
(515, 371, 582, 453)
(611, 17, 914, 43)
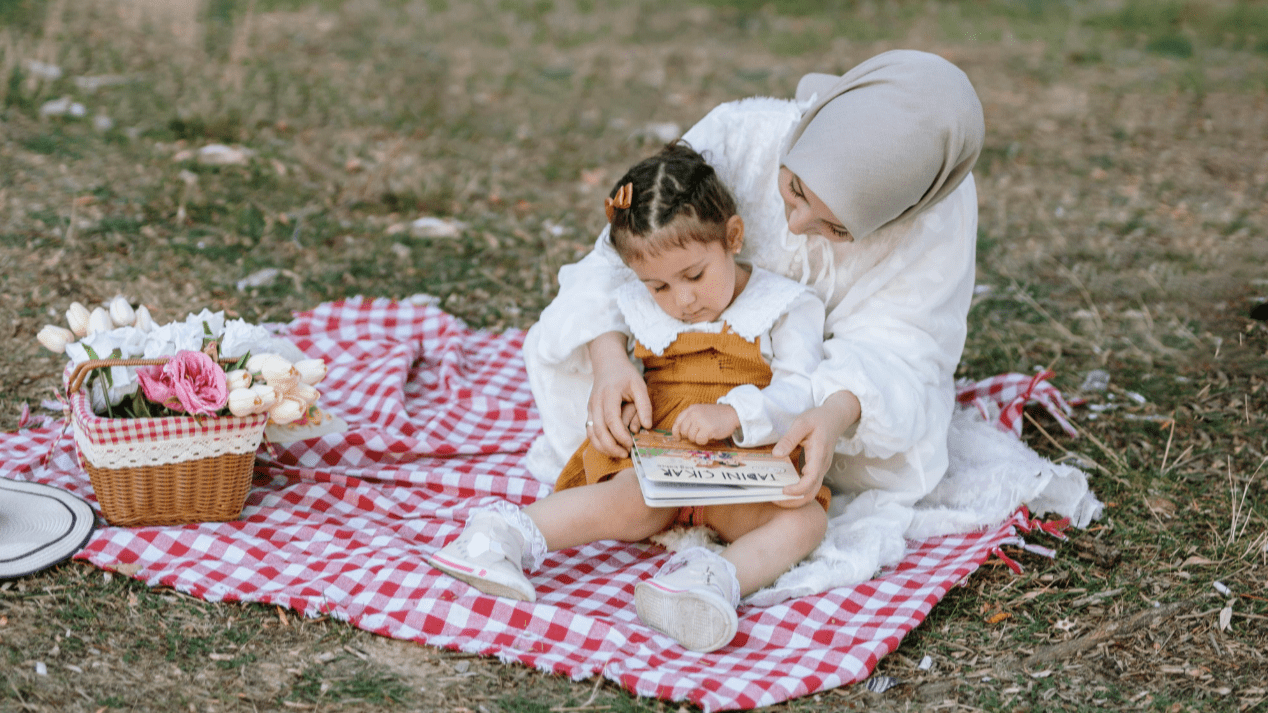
(73, 424, 264, 469)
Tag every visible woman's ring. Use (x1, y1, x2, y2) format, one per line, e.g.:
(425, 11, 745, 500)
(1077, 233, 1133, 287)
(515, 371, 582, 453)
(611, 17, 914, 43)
(585, 420, 594, 428)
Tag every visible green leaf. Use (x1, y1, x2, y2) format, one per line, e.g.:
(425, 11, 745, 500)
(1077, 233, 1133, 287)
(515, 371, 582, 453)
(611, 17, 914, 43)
(131, 388, 153, 418)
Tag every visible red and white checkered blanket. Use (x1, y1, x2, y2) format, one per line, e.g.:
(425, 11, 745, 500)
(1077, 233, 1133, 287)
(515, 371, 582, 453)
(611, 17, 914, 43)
(3, 298, 1054, 711)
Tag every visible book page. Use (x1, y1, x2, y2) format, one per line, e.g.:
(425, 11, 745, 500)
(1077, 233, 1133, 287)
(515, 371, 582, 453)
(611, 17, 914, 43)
(630, 430, 800, 488)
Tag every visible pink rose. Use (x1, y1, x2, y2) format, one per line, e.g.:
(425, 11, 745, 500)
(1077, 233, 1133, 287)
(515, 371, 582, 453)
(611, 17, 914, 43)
(136, 350, 229, 416)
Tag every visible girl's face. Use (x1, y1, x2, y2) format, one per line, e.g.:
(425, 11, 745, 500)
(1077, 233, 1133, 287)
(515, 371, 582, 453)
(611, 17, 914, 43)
(778, 167, 854, 242)
(626, 216, 746, 324)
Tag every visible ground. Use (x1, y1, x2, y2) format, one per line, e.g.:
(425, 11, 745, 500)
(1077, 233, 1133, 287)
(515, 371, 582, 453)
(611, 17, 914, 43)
(1, 0, 1266, 711)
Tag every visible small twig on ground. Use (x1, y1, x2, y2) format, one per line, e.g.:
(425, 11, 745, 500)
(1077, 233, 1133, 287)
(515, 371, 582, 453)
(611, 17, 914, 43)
(65, 194, 80, 244)
(551, 675, 607, 711)
(1023, 410, 1066, 454)
(1063, 419, 1127, 474)
(1009, 280, 1080, 343)
(1229, 455, 1265, 545)
(1158, 415, 1176, 475)
(1024, 598, 1197, 667)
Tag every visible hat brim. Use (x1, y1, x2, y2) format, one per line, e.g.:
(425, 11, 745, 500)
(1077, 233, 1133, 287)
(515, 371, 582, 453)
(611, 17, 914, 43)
(0, 478, 96, 580)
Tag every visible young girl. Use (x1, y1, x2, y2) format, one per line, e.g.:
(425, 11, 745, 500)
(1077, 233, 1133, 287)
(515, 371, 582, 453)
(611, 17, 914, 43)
(429, 142, 829, 653)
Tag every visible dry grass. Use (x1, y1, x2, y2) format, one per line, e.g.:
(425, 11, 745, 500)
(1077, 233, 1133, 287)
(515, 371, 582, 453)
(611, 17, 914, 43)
(1, 0, 1266, 710)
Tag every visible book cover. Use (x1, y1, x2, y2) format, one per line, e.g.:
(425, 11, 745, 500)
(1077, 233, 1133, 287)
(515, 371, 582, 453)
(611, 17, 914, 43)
(630, 430, 800, 507)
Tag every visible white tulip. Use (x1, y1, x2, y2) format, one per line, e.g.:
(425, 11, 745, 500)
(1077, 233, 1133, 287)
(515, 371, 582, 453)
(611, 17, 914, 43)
(227, 387, 262, 417)
(250, 383, 279, 411)
(108, 295, 136, 327)
(268, 397, 305, 425)
(66, 302, 91, 337)
(294, 358, 327, 385)
(133, 304, 155, 332)
(261, 356, 299, 390)
(225, 369, 252, 391)
(244, 353, 270, 373)
(87, 307, 114, 335)
(37, 324, 75, 353)
(291, 383, 320, 407)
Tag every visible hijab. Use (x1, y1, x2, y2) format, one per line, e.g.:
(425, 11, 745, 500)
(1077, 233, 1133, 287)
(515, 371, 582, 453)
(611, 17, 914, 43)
(781, 50, 985, 241)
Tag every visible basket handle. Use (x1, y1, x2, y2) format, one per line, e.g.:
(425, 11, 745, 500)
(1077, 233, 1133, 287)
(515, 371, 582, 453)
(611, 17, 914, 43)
(67, 357, 243, 393)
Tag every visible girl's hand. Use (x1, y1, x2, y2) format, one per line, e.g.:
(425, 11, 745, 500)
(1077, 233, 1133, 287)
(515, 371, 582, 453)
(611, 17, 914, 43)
(773, 390, 861, 503)
(671, 404, 740, 445)
(621, 402, 641, 434)
(586, 332, 652, 457)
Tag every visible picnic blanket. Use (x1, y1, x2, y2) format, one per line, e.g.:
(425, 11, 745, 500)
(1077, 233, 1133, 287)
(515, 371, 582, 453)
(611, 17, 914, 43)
(2, 297, 1094, 712)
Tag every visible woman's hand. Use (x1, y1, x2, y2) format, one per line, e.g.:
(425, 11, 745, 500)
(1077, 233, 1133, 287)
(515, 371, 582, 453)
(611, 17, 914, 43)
(586, 331, 652, 458)
(773, 390, 861, 505)
(671, 404, 740, 445)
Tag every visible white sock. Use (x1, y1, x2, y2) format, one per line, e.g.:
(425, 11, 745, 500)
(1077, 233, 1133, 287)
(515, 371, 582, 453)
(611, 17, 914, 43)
(471, 501, 548, 572)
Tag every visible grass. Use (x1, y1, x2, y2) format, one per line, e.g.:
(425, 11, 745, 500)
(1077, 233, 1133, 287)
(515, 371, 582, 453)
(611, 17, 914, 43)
(1, 0, 1267, 711)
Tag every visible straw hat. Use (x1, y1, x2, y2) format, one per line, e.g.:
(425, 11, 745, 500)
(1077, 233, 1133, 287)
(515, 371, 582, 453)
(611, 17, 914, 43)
(0, 478, 96, 580)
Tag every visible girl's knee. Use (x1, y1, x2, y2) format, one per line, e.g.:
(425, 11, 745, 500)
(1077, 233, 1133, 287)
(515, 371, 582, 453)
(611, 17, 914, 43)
(807, 504, 828, 539)
(606, 469, 674, 533)
(784, 502, 828, 548)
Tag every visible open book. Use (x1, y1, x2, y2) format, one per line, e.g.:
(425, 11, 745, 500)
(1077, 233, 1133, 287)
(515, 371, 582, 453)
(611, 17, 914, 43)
(630, 429, 800, 507)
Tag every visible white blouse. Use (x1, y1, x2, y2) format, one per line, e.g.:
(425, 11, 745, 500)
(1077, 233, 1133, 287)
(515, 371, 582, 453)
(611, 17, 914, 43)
(615, 266, 825, 447)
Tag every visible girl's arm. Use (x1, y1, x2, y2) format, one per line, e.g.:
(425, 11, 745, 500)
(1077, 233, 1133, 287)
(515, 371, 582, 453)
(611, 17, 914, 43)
(716, 289, 825, 447)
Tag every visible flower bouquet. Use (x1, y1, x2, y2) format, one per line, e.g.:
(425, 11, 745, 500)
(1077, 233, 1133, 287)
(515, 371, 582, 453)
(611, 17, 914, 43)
(39, 296, 329, 526)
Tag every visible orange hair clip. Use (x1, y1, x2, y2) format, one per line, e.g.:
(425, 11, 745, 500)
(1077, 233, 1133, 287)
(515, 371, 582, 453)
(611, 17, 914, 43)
(604, 182, 633, 223)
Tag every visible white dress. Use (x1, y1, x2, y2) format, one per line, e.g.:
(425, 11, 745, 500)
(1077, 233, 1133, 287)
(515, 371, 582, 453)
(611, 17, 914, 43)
(524, 97, 1101, 603)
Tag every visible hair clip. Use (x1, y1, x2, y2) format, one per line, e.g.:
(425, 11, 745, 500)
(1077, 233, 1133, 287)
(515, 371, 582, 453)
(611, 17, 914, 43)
(604, 182, 634, 223)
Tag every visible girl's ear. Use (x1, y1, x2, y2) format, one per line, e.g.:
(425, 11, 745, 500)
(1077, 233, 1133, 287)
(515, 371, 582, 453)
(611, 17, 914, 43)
(725, 215, 745, 253)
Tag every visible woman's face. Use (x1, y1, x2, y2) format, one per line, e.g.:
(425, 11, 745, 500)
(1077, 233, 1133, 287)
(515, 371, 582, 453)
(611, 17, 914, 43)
(778, 167, 854, 242)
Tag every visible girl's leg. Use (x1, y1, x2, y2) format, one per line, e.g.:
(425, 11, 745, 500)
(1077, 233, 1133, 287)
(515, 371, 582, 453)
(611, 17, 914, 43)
(429, 468, 675, 603)
(705, 501, 828, 596)
(525, 467, 677, 551)
(632, 502, 825, 653)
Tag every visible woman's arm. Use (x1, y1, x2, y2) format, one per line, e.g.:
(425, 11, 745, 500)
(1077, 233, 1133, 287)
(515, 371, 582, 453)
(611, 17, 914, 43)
(773, 389, 861, 503)
(812, 176, 977, 461)
(774, 175, 979, 500)
(585, 331, 652, 457)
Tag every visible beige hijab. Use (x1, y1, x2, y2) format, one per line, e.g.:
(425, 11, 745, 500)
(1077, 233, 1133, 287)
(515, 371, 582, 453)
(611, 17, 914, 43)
(782, 50, 984, 241)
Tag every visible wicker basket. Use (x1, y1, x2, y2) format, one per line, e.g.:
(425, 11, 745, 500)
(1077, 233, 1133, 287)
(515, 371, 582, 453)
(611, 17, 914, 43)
(67, 358, 269, 527)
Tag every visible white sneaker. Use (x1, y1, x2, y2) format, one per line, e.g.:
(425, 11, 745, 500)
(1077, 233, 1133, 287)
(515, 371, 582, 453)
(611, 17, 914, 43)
(635, 547, 739, 652)
(428, 510, 536, 602)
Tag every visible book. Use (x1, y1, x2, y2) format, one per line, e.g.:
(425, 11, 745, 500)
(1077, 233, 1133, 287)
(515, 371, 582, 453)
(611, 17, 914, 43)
(630, 429, 800, 507)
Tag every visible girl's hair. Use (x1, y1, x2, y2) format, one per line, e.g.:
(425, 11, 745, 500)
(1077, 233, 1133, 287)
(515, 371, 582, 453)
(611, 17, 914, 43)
(607, 141, 738, 264)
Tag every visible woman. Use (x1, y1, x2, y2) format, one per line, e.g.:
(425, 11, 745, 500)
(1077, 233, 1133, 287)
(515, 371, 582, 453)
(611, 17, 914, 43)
(523, 50, 1056, 600)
